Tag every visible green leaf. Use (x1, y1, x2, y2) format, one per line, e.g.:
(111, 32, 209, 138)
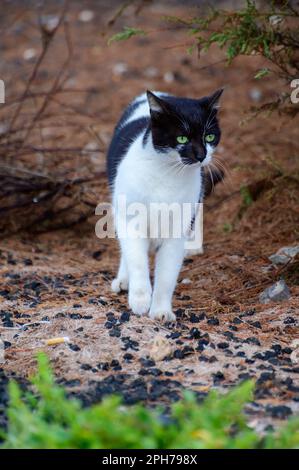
(254, 68, 270, 79)
(108, 27, 146, 45)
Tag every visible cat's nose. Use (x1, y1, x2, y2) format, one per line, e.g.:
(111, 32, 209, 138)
(192, 144, 206, 162)
(197, 152, 206, 163)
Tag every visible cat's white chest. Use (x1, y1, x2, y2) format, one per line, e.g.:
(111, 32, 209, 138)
(114, 134, 202, 208)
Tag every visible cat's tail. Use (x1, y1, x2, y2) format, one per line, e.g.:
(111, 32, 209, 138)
(203, 167, 225, 198)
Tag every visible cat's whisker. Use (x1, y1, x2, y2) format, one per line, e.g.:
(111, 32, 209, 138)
(209, 161, 232, 194)
(207, 164, 215, 194)
(212, 157, 234, 191)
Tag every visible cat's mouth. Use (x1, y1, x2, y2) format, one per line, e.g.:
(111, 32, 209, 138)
(180, 155, 209, 167)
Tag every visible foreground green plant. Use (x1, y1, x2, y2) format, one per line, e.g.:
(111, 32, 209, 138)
(1, 354, 299, 449)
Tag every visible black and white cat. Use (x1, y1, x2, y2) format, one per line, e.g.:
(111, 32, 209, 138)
(107, 89, 223, 321)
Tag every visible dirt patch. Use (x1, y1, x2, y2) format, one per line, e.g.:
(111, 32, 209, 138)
(0, 1, 299, 431)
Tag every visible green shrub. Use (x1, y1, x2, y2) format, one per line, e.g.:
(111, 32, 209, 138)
(1, 354, 299, 449)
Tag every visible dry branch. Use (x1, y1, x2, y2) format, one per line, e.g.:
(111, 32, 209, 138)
(0, 2, 105, 235)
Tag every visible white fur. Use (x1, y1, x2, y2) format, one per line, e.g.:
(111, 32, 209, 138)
(111, 94, 208, 321)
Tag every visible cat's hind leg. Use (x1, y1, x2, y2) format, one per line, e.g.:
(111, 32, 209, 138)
(111, 255, 129, 293)
(184, 208, 204, 257)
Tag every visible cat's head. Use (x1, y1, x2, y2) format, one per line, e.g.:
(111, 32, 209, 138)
(146, 89, 223, 167)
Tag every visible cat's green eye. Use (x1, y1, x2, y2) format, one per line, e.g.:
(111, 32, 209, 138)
(177, 136, 189, 144)
(205, 133, 215, 143)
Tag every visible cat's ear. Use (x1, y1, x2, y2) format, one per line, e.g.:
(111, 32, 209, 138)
(147, 90, 170, 115)
(205, 88, 224, 109)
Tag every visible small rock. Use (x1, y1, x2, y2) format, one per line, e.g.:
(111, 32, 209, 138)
(40, 15, 59, 32)
(290, 340, 299, 364)
(23, 48, 37, 61)
(163, 71, 175, 83)
(249, 87, 262, 102)
(149, 335, 173, 362)
(144, 66, 159, 78)
(112, 62, 128, 76)
(78, 10, 94, 22)
(259, 280, 290, 304)
(181, 278, 191, 285)
(269, 245, 299, 265)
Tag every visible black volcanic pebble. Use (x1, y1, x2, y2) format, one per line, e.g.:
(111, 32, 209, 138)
(172, 346, 193, 359)
(80, 363, 92, 371)
(168, 332, 181, 340)
(236, 351, 246, 357)
(139, 368, 162, 377)
(212, 371, 225, 383)
(217, 342, 229, 349)
(92, 250, 102, 260)
(238, 373, 252, 380)
(109, 327, 121, 338)
(245, 337, 261, 346)
(198, 355, 210, 362)
(120, 311, 130, 322)
(68, 344, 81, 352)
(266, 405, 292, 419)
(207, 317, 219, 326)
(240, 309, 255, 317)
(140, 358, 155, 367)
(179, 295, 191, 301)
(245, 359, 255, 364)
(62, 379, 81, 387)
(189, 327, 201, 339)
(123, 353, 133, 362)
(175, 308, 184, 318)
(284, 316, 296, 325)
(257, 372, 275, 384)
(78, 374, 151, 406)
(97, 362, 110, 371)
(271, 344, 282, 354)
(69, 313, 82, 320)
(173, 349, 185, 359)
(190, 313, 201, 323)
(121, 337, 139, 351)
(229, 325, 238, 331)
(111, 360, 122, 371)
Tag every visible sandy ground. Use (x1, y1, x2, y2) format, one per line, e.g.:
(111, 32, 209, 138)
(0, 0, 299, 431)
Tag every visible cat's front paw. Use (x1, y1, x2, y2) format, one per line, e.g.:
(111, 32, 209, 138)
(129, 288, 152, 316)
(149, 308, 176, 322)
(111, 277, 128, 293)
